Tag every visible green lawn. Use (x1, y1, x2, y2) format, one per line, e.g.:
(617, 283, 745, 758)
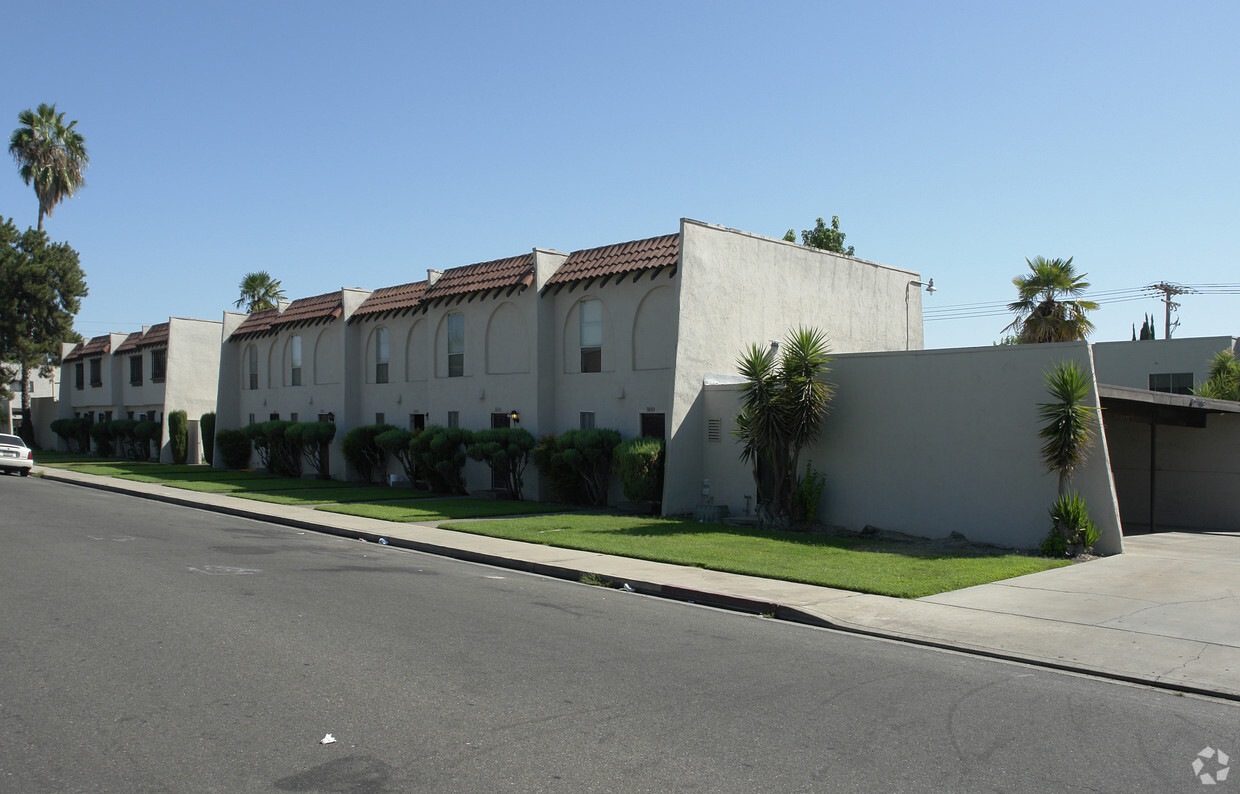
(235, 487, 433, 506)
(434, 514, 1070, 599)
(318, 498, 574, 522)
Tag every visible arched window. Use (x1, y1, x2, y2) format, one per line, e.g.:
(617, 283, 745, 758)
(375, 327, 390, 383)
(290, 335, 302, 386)
(579, 299, 601, 373)
(246, 344, 258, 389)
(447, 313, 464, 377)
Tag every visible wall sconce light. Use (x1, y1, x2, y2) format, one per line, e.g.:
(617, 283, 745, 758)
(508, 410, 520, 424)
(478, 389, 486, 401)
(617, 386, 626, 400)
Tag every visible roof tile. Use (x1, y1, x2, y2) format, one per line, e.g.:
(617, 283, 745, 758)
(545, 233, 679, 286)
(423, 253, 535, 304)
(352, 280, 429, 321)
(64, 334, 112, 362)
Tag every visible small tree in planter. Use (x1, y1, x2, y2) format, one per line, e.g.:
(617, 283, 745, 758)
(216, 428, 253, 470)
(168, 410, 189, 464)
(410, 425, 472, 494)
(467, 427, 536, 500)
(1037, 360, 1102, 555)
(341, 423, 395, 483)
(613, 436, 665, 511)
(376, 428, 418, 486)
(287, 421, 335, 479)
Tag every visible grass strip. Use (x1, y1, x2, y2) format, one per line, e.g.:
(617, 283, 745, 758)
(235, 487, 433, 506)
(434, 514, 1070, 599)
(317, 499, 573, 522)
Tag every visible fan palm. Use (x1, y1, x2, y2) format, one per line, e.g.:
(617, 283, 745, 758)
(9, 104, 90, 232)
(1003, 257, 1098, 343)
(1193, 349, 1240, 401)
(234, 271, 286, 313)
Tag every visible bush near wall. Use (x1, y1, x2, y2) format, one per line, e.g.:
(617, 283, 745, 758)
(51, 418, 92, 454)
(200, 412, 216, 466)
(467, 427, 536, 500)
(341, 423, 396, 484)
(108, 419, 139, 459)
(287, 421, 336, 479)
(613, 436, 665, 507)
(262, 420, 301, 477)
(133, 420, 160, 460)
(375, 428, 418, 485)
(89, 421, 114, 457)
(168, 410, 189, 464)
(532, 429, 621, 506)
(242, 423, 270, 470)
(216, 429, 252, 470)
(410, 425, 472, 494)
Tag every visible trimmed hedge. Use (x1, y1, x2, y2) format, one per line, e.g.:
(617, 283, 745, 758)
(168, 410, 188, 464)
(200, 412, 216, 466)
(216, 429, 252, 470)
(375, 428, 418, 485)
(532, 429, 621, 506)
(613, 436, 665, 506)
(410, 425, 472, 494)
(287, 421, 336, 479)
(467, 427, 535, 500)
(341, 423, 396, 483)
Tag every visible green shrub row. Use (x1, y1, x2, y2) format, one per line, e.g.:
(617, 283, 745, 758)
(227, 421, 337, 476)
(52, 416, 166, 459)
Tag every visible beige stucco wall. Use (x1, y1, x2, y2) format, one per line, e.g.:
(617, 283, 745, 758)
(1092, 336, 1237, 391)
(159, 317, 224, 463)
(665, 219, 924, 516)
(699, 341, 1124, 554)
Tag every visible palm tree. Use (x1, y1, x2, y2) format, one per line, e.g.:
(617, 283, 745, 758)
(735, 327, 834, 528)
(9, 103, 90, 232)
(1193, 349, 1240, 401)
(1003, 257, 1098, 343)
(234, 271, 286, 313)
(1037, 360, 1098, 495)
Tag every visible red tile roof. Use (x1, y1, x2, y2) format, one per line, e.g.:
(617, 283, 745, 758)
(113, 331, 146, 355)
(421, 253, 535, 307)
(351, 280, 429, 322)
(545, 233, 679, 287)
(270, 291, 343, 330)
(227, 308, 280, 341)
(63, 334, 112, 362)
(137, 322, 169, 349)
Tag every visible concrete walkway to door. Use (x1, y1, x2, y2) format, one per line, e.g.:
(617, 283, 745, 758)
(814, 531, 1240, 697)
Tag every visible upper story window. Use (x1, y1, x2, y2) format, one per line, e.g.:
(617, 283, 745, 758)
(246, 344, 258, 390)
(290, 335, 303, 386)
(447, 313, 464, 378)
(150, 349, 166, 382)
(580, 299, 602, 373)
(74, 362, 84, 390)
(1149, 372, 1193, 395)
(375, 327, 390, 384)
(129, 356, 143, 386)
(89, 358, 102, 387)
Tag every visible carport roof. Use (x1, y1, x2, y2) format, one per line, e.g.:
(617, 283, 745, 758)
(1098, 383, 1240, 428)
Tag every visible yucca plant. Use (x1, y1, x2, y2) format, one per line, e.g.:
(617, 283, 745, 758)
(1037, 360, 1098, 496)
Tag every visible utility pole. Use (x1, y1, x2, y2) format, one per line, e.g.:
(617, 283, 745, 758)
(1145, 282, 1193, 339)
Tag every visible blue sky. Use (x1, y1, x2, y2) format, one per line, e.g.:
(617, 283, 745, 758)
(5, 1, 1237, 351)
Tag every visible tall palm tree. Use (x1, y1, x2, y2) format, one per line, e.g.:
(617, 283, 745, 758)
(9, 103, 90, 232)
(1003, 257, 1098, 343)
(234, 271, 286, 313)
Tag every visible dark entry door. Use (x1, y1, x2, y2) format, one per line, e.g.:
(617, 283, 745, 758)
(490, 412, 510, 489)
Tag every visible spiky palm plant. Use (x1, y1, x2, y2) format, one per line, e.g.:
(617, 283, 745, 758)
(735, 327, 834, 527)
(234, 271, 287, 313)
(9, 103, 90, 232)
(1193, 349, 1240, 401)
(1004, 257, 1098, 344)
(1037, 360, 1098, 495)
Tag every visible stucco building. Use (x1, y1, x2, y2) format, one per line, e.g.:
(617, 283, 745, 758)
(59, 317, 224, 462)
(216, 218, 926, 508)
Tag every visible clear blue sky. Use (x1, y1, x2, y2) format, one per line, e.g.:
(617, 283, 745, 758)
(5, 1, 1237, 351)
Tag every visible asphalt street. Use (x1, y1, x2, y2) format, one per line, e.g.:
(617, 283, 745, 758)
(1, 475, 1236, 792)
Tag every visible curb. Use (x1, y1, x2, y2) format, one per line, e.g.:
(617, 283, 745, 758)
(35, 467, 1240, 703)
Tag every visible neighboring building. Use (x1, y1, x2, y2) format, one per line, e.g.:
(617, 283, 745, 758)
(59, 318, 224, 462)
(216, 218, 926, 507)
(1092, 336, 1238, 394)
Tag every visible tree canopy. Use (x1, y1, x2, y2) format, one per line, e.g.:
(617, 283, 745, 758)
(1003, 256, 1098, 343)
(782, 216, 855, 256)
(0, 218, 87, 436)
(9, 103, 90, 232)
(235, 271, 286, 313)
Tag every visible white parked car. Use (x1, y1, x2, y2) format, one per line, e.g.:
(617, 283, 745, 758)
(0, 433, 34, 476)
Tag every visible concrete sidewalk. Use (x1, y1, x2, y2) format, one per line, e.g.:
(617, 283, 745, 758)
(36, 466, 1240, 701)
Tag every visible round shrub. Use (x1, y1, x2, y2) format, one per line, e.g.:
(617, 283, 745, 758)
(216, 429, 252, 470)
